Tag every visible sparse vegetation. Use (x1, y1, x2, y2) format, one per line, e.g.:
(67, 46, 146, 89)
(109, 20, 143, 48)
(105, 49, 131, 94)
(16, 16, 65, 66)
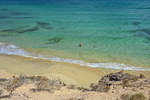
(121, 94, 131, 100)
(0, 71, 149, 99)
(0, 75, 65, 98)
(122, 79, 129, 88)
(130, 93, 146, 100)
(67, 84, 76, 89)
(139, 74, 145, 79)
(121, 93, 146, 100)
(68, 97, 84, 100)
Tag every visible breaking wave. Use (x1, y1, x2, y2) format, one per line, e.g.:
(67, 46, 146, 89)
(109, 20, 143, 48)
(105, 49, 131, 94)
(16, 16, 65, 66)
(0, 42, 150, 71)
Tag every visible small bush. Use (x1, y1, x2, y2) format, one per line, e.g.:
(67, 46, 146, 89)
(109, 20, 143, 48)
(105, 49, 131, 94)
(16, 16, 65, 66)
(130, 93, 146, 100)
(139, 74, 145, 79)
(122, 79, 129, 88)
(121, 93, 146, 100)
(67, 85, 76, 89)
(121, 94, 131, 100)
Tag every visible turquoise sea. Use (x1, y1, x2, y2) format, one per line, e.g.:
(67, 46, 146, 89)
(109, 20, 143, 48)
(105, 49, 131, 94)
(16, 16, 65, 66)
(0, 0, 150, 70)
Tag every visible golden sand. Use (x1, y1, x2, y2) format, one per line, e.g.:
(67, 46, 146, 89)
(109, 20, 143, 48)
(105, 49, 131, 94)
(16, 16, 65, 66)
(0, 54, 150, 88)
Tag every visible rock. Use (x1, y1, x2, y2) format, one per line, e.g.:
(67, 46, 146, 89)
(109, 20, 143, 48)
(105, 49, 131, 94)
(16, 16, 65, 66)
(139, 74, 145, 79)
(100, 71, 138, 82)
(90, 71, 139, 92)
(0, 88, 11, 99)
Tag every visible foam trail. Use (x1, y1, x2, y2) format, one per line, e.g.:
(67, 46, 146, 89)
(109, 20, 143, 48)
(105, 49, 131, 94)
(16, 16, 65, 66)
(0, 42, 29, 56)
(0, 42, 150, 71)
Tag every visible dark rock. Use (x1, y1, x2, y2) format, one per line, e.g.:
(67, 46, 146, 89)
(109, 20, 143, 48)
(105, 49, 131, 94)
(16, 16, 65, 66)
(0, 88, 11, 99)
(36, 21, 52, 30)
(133, 21, 141, 26)
(0, 28, 17, 33)
(0, 8, 9, 11)
(0, 78, 8, 82)
(46, 37, 63, 44)
(90, 71, 138, 92)
(9, 12, 30, 16)
(0, 16, 10, 19)
(139, 74, 145, 79)
(18, 26, 39, 33)
(136, 7, 150, 9)
(100, 71, 138, 82)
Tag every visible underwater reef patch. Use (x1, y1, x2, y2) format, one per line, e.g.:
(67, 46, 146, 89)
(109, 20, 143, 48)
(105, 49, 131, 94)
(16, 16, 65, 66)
(0, 16, 10, 19)
(46, 37, 63, 44)
(0, 25, 39, 36)
(131, 28, 150, 41)
(140, 29, 150, 35)
(0, 29, 17, 33)
(9, 11, 30, 16)
(0, 8, 9, 11)
(132, 28, 150, 36)
(0, 21, 53, 37)
(36, 21, 52, 30)
(17, 26, 39, 33)
(136, 7, 150, 9)
(132, 21, 141, 26)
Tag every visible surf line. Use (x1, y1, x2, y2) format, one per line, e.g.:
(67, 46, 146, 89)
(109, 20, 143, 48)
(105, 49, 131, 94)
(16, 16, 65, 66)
(0, 42, 150, 71)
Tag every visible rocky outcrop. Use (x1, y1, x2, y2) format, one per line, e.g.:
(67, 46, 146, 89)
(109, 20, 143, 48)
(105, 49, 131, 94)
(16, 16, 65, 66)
(90, 71, 143, 92)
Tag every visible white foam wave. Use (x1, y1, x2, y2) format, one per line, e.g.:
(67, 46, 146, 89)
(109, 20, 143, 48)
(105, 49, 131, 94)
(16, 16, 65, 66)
(0, 42, 150, 71)
(0, 42, 29, 56)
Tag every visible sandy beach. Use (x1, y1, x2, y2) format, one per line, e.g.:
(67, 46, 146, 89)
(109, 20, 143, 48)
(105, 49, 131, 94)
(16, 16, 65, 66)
(0, 54, 150, 87)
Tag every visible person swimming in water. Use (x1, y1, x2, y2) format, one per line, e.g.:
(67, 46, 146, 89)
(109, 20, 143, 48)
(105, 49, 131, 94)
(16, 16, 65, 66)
(79, 42, 82, 47)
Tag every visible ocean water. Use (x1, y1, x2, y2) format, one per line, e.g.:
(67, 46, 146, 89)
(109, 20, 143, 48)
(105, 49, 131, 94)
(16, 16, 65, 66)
(0, 0, 150, 70)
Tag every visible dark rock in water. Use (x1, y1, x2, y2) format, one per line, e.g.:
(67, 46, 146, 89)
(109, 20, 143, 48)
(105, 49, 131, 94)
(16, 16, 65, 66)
(0, 16, 10, 19)
(0, 25, 39, 35)
(0, 8, 9, 11)
(0, 29, 17, 33)
(136, 7, 150, 9)
(132, 28, 150, 40)
(18, 26, 39, 33)
(133, 21, 141, 26)
(36, 21, 52, 30)
(46, 37, 63, 44)
(9, 12, 30, 16)
(37, 21, 50, 26)
(141, 29, 150, 35)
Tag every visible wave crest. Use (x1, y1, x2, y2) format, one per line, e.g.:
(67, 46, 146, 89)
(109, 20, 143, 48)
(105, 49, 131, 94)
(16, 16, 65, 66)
(0, 42, 29, 56)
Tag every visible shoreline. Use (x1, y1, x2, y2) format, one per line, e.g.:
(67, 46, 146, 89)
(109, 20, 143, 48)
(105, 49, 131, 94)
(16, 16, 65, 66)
(0, 42, 150, 70)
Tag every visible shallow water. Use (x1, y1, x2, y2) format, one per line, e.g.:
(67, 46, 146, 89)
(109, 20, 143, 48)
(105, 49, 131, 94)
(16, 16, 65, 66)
(0, 0, 150, 69)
